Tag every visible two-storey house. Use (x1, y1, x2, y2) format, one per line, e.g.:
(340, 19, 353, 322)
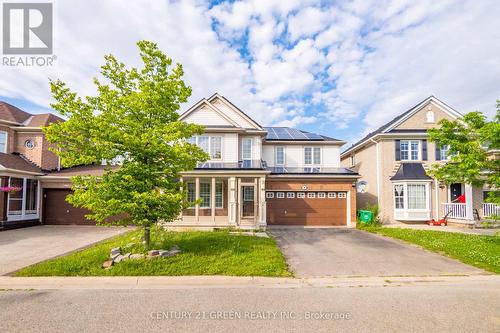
(0, 94, 360, 230)
(340, 96, 497, 226)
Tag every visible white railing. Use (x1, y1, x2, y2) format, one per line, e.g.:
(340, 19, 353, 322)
(442, 203, 467, 219)
(483, 203, 500, 218)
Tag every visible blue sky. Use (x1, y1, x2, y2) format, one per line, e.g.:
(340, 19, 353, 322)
(1, 0, 499, 145)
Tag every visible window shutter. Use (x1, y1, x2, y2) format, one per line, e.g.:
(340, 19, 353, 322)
(422, 140, 427, 160)
(395, 140, 401, 161)
(435, 142, 441, 161)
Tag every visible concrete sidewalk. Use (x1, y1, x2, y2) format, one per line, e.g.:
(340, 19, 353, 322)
(0, 274, 497, 290)
(384, 223, 498, 235)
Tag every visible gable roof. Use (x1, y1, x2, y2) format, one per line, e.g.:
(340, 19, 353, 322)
(179, 98, 240, 127)
(264, 127, 343, 142)
(25, 113, 64, 127)
(341, 96, 462, 157)
(207, 93, 264, 130)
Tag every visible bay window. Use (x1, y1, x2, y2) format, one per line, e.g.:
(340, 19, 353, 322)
(6, 177, 39, 219)
(393, 182, 430, 220)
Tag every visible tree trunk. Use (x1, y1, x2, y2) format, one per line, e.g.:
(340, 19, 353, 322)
(144, 226, 150, 249)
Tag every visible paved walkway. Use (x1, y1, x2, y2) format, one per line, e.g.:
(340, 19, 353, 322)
(269, 228, 484, 277)
(0, 225, 133, 275)
(384, 223, 498, 235)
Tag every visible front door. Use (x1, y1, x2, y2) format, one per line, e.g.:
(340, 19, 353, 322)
(241, 185, 255, 218)
(450, 183, 463, 202)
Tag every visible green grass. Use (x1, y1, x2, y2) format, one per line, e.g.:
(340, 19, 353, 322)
(361, 226, 500, 274)
(15, 229, 291, 277)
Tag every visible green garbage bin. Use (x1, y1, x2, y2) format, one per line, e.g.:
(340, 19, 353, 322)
(357, 210, 373, 223)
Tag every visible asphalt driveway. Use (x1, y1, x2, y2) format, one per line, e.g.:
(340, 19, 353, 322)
(0, 225, 132, 275)
(269, 228, 484, 277)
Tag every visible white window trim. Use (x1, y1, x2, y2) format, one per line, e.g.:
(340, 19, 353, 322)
(189, 135, 224, 161)
(297, 192, 305, 198)
(307, 192, 316, 198)
(0, 130, 7, 153)
(318, 192, 326, 198)
(287, 192, 295, 198)
(275, 146, 285, 166)
(6, 177, 39, 221)
(338, 192, 346, 199)
(400, 140, 421, 161)
(266, 192, 274, 199)
(241, 137, 253, 161)
(328, 192, 336, 198)
(304, 146, 322, 166)
(276, 192, 285, 199)
(392, 181, 431, 220)
(215, 180, 224, 209)
(199, 181, 211, 209)
(440, 144, 451, 161)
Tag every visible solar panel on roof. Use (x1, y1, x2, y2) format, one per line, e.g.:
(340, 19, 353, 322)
(302, 131, 322, 140)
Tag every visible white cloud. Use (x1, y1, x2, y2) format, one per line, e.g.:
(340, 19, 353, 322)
(0, 0, 499, 142)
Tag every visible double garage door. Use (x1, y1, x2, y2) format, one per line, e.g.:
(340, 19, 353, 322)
(43, 189, 96, 225)
(266, 191, 348, 226)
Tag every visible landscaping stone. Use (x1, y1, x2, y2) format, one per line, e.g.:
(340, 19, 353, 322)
(148, 250, 159, 256)
(129, 254, 144, 260)
(113, 254, 125, 263)
(122, 253, 131, 260)
(111, 253, 121, 261)
(102, 260, 113, 269)
(110, 247, 121, 256)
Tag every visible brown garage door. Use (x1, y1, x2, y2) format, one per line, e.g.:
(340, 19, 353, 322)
(267, 191, 347, 226)
(43, 189, 96, 225)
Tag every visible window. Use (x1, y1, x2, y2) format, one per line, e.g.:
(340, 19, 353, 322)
(328, 192, 336, 198)
(187, 136, 223, 160)
(266, 192, 274, 199)
(198, 137, 209, 154)
(24, 179, 38, 214)
(426, 110, 435, 123)
(318, 192, 326, 198)
(287, 192, 295, 198)
(276, 192, 285, 199)
(304, 147, 321, 165)
(199, 182, 211, 208)
(275, 146, 285, 165)
(215, 181, 223, 208)
(210, 137, 222, 160)
(440, 145, 450, 160)
(407, 184, 426, 209)
(338, 192, 346, 198)
(0, 131, 6, 153)
(400, 140, 419, 161)
(307, 192, 315, 198)
(394, 185, 404, 209)
(7, 178, 23, 215)
(349, 155, 355, 166)
(297, 192, 305, 198)
(186, 182, 196, 202)
(242, 138, 253, 160)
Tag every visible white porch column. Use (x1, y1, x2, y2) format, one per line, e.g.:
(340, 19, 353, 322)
(195, 177, 200, 222)
(259, 176, 266, 226)
(465, 183, 474, 222)
(211, 177, 216, 223)
(229, 177, 236, 225)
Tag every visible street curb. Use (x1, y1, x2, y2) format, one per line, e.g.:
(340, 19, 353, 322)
(0, 274, 497, 290)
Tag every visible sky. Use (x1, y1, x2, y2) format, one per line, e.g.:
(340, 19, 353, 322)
(1, 0, 499, 146)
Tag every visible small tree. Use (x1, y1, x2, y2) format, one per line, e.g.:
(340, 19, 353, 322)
(44, 41, 208, 247)
(428, 101, 500, 204)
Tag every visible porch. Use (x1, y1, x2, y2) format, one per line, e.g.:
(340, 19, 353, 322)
(171, 174, 268, 229)
(442, 203, 499, 221)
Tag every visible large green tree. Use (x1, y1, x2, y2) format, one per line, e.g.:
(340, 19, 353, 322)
(428, 101, 500, 204)
(44, 41, 208, 247)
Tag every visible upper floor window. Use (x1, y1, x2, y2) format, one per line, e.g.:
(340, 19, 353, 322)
(400, 140, 419, 161)
(349, 155, 355, 166)
(275, 146, 285, 165)
(0, 131, 7, 153)
(436, 144, 452, 161)
(242, 138, 253, 161)
(187, 136, 222, 160)
(304, 147, 321, 165)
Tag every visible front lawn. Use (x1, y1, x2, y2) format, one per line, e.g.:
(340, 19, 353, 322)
(15, 229, 291, 277)
(361, 226, 500, 274)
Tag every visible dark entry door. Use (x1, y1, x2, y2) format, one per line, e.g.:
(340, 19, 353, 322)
(450, 183, 463, 202)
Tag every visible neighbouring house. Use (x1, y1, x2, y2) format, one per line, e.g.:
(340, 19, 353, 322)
(340, 96, 499, 227)
(0, 94, 360, 230)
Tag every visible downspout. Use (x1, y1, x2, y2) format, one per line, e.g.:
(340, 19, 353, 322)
(370, 138, 381, 206)
(434, 179, 439, 220)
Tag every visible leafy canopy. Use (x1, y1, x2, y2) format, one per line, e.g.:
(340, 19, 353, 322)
(428, 101, 500, 204)
(44, 40, 208, 227)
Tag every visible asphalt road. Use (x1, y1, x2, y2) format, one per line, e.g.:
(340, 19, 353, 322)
(1, 279, 499, 332)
